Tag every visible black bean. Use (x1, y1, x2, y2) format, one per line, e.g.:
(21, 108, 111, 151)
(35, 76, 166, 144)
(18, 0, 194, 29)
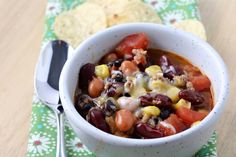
(158, 55, 183, 80)
(74, 94, 95, 118)
(158, 55, 171, 67)
(106, 100, 116, 111)
(114, 74, 123, 82)
(106, 83, 124, 97)
(104, 99, 117, 116)
(75, 94, 91, 109)
(80, 103, 94, 118)
(163, 65, 183, 80)
(163, 66, 176, 80)
(124, 93, 131, 97)
(107, 61, 114, 67)
(153, 117, 159, 124)
(107, 87, 116, 97)
(160, 109, 171, 120)
(105, 77, 113, 83)
(114, 59, 123, 67)
(82, 103, 93, 111)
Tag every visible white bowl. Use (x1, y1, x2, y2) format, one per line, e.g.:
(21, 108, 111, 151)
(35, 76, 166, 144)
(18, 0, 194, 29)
(59, 23, 229, 157)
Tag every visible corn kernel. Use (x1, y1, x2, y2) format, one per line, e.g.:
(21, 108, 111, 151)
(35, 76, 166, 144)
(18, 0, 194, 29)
(191, 121, 201, 127)
(95, 64, 110, 79)
(130, 86, 147, 98)
(145, 65, 162, 77)
(172, 75, 186, 87)
(148, 79, 168, 90)
(166, 86, 181, 103)
(142, 106, 161, 116)
(173, 99, 191, 109)
(141, 113, 150, 123)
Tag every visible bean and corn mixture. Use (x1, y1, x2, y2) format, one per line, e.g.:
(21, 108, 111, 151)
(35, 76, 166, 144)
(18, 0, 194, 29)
(74, 33, 213, 139)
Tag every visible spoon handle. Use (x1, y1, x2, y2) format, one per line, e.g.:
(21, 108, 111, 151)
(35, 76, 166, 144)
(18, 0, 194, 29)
(55, 106, 67, 157)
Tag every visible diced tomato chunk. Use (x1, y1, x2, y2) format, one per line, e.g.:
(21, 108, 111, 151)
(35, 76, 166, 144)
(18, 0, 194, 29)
(176, 107, 208, 125)
(115, 33, 148, 57)
(156, 114, 187, 136)
(165, 114, 187, 133)
(190, 75, 211, 91)
(157, 121, 176, 136)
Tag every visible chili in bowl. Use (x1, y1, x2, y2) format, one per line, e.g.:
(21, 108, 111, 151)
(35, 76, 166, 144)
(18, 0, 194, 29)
(59, 23, 229, 157)
(75, 33, 213, 138)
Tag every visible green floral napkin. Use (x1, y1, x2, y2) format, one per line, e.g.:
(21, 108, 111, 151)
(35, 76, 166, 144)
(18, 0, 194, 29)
(27, 0, 217, 157)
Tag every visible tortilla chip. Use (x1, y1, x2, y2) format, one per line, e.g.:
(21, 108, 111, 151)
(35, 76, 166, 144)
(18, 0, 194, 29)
(108, 1, 162, 26)
(87, 0, 137, 26)
(88, 0, 161, 26)
(173, 20, 207, 41)
(54, 3, 107, 48)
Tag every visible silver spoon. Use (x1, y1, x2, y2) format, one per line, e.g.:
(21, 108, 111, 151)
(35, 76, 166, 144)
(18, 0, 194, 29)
(34, 40, 73, 157)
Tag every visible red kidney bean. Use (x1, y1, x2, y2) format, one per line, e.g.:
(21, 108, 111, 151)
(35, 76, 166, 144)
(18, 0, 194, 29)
(87, 108, 110, 133)
(79, 63, 95, 92)
(140, 94, 172, 108)
(179, 89, 204, 105)
(154, 94, 172, 108)
(135, 123, 163, 138)
(139, 94, 153, 106)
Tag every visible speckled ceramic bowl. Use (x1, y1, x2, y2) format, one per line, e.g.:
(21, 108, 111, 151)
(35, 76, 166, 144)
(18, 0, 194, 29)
(59, 23, 229, 157)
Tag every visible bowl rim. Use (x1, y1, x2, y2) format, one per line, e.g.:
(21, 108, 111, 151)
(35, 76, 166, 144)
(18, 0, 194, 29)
(59, 23, 229, 147)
